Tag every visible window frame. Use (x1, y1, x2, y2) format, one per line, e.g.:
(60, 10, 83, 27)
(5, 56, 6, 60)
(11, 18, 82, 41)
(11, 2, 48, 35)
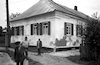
(11, 25, 24, 36)
(30, 21, 50, 35)
(64, 22, 74, 36)
(76, 24, 83, 37)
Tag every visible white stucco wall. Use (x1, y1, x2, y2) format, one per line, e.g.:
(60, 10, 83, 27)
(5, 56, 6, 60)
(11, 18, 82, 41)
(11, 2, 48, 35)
(10, 12, 57, 48)
(10, 11, 87, 48)
(54, 11, 86, 47)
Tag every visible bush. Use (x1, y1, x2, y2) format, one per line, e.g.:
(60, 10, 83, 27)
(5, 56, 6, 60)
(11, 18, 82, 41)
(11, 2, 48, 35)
(0, 36, 5, 44)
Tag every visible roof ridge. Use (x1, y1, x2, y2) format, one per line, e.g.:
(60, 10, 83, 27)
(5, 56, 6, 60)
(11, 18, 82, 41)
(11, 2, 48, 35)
(10, 0, 90, 22)
(52, 2, 89, 19)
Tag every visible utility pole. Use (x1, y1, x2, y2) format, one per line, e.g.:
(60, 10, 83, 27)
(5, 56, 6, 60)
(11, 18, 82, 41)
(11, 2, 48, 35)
(5, 0, 10, 48)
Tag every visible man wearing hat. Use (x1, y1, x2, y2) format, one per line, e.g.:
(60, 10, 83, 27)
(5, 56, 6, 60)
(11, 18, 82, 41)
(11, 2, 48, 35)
(14, 41, 26, 65)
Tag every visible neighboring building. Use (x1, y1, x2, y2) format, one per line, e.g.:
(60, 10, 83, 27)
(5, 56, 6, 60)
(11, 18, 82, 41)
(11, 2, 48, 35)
(10, 0, 90, 48)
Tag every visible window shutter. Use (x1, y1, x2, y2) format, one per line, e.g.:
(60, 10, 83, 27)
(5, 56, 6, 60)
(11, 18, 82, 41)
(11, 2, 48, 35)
(48, 21, 50, 35)
(16, 27, 19, 35)
(37, 23, 39, 35)
(76, 25, 78, 36)
(40, 23, 42, 35)
(64, 22, 67, 35)
(11, 27, 14, 35)
(31, 24, 33, 35)
(81, 26, 83, 36)
(17, 26, 20, 35)
(22, 26, 24, 35)
(71, 24, 74, 35)
(14, 27, 15, 35)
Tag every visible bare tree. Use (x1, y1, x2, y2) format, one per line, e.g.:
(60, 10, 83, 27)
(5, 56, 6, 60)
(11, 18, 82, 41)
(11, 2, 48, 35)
(91, 12, 100, 21)
(9, 12, 20, 19)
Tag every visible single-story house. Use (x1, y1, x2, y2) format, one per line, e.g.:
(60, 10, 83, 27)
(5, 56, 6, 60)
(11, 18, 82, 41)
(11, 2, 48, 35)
(10, 0, 90, 48)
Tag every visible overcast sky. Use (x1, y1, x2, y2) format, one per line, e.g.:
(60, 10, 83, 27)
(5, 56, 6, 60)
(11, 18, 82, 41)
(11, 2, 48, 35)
(0, 0, 100, 27)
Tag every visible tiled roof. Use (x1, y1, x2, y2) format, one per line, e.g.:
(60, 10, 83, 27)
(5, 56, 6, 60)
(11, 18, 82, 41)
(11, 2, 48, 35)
(10, 0, 89, 22)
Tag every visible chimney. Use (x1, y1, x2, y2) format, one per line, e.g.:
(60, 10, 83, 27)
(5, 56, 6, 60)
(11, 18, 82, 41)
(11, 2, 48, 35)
(74, 6, 78, 11)
(40, 0, 52, 2)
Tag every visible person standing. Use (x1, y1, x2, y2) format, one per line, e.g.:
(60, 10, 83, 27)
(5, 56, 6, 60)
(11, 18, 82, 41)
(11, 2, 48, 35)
(37, 39, 42, 55)
(14, 41, 26, 65)
(22, 37, 29, 57)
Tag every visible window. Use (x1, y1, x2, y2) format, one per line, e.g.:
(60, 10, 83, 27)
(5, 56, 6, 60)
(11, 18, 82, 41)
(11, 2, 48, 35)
(42, 21, 50, 35)
(11, 26, 24, 36)
(76, 25, 83, 36)
(64, 22, 73, 35)
(30, 21, 50, 35)
(42, 23, 48, 35)
(19, 26, 24, 35)
(31, 23, 38, 35)
(33, 24, 38, 35)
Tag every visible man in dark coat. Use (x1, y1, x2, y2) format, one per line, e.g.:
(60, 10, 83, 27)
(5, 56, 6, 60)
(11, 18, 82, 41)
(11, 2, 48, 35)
(37, 39, 42, 55)
(14, 41, 26, 65)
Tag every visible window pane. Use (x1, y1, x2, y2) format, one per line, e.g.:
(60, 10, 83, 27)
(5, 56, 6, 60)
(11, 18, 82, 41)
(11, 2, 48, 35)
(42, 22, 48, 35)
(76, 25, 83, 36)
(64, 22, 73, 35)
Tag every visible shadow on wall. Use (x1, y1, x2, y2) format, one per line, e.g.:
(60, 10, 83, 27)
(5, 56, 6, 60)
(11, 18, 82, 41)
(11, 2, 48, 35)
(55, 36, 67, 46)
(55, 36, 80, 46)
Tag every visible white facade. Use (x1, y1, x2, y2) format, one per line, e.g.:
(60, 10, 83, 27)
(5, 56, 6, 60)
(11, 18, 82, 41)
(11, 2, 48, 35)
(10, 11, 87, 48)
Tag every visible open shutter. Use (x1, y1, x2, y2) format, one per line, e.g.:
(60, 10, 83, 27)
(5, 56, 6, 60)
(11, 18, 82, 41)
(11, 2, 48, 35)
(48, 21, 50, 35)
(16, 27, 19, 35)
(37, 23, 39, 35)
(76, 25, 78, 36)
(31, 24, 33, 35)
(11, 27, 14, 36)
(22, 26, 24, 35)
(81, 25, 83, 36)
(38, 23, 40, 35)
(71, 24, 74, 35)
(64, 22, 67, 35)
(40, 23, 42, 35)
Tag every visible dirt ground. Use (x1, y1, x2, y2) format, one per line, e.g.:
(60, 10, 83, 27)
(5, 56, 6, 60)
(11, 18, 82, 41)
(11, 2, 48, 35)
(0, 46, 98, 65)
(28, 49, 97, 65)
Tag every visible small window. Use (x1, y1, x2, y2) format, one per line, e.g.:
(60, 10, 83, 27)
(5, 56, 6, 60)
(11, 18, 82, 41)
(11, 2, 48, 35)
(42, 21, 50, 35)
(34, 24, 38, 35)
(20, 26, 24, 35)
(30, 21, 50, 35)
(30, 23, 38, 35)
(64, 22, 73, 35)
(11, 26, 24, 36)
(76, 25, 83, 36)
(42, 22, 48, 35)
